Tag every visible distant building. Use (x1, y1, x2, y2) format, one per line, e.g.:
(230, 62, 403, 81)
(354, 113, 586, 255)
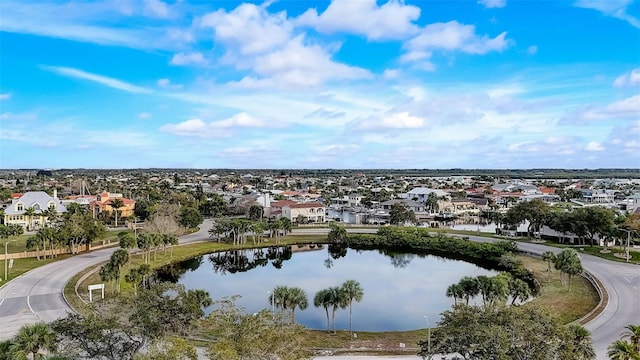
(89, 192, 135, 219)
(282, 202, 326, 223)
(3, 191, 66, 230)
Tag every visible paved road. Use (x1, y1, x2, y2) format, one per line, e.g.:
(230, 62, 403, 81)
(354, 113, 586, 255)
(462, 234, 640, 360)
(0, 219, 214, 341)
(1, 225, 638, 359)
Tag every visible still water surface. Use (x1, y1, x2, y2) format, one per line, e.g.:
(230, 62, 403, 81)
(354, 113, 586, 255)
(156, 246, 498, 331)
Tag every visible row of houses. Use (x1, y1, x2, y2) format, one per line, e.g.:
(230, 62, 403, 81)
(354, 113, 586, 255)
(2, 190, 135, 230)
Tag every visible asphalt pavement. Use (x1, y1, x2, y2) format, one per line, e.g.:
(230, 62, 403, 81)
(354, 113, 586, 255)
(1, 224, 638, 360)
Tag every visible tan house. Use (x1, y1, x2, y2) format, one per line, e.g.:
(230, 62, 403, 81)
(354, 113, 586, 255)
(3, 191, 66, 230)
(282, 202, 326, 223)
(89, 192, 135, 219)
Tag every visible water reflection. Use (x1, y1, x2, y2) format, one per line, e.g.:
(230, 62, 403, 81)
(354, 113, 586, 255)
(156, 246, 498, 331)
(208, 246, 293, 274)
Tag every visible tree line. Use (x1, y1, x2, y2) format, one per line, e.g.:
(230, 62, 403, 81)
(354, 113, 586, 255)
(494, 199, 639, 249)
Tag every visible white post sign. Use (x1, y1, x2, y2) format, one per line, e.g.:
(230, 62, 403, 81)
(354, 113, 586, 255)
(88, 283, 105, 303)
(8, 259, 14, 269)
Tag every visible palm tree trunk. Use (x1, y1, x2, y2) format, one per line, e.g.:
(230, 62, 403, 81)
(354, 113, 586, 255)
(325, 307, 330, 332)
(349, 303, 353, 339)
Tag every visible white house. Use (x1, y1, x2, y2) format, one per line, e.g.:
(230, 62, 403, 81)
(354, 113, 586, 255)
(3, 191, 67, 230)
(402, 187, 449, 202)
(282, 202, 326, 223)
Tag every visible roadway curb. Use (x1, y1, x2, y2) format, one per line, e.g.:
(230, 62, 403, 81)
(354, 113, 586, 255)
(574, 270, 609, 326)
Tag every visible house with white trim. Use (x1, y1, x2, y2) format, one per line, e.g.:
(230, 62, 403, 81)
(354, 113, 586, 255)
(3, 191, 66, 230)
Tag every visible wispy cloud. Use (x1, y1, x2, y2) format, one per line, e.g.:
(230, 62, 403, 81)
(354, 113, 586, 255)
(41, 65, 152, 93)
(613, 68, 640, 87)
(160, 112, 282, 138)
(0, 93, 11, 100)
(402, 21, 509, 65)
(574, 0, 640, 28)
(478, 0, 507, 8)
(0, 1, 189, 50)
(170, 52, 207, 66)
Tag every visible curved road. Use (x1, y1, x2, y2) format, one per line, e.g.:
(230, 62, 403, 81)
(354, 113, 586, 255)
(1, 225, 639, 359)
(0, 219, 214, 341)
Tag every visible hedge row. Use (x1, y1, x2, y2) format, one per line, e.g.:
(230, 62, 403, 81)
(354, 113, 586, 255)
(343, 227, 538, 292)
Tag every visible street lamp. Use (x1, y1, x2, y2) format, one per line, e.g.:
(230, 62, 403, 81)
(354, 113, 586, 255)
(424, 314, 431, 354)
(620, 229, 635, 263)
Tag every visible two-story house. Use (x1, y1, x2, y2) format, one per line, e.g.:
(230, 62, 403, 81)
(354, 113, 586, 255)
(3, 191, 67, 230)
(281, 202, 326, 223)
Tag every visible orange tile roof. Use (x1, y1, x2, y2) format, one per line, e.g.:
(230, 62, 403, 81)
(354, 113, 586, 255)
(271, 200, 298, 208)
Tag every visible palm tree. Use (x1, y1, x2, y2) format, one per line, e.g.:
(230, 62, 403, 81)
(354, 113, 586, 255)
(280, 218, 293, 237)
(125, 267, 143, 296)
(566, 323, 596, 360)
(341, 280, 364, 339)
(607, 340, 639, 360)
(286, 287, 308, 322)
(111, 198, 125, 227)
(23, 207, 36, 231)
(25, 236, 43, 260)
(314, 289, 333, 331)
(162, 233, 179, 258)
(329, 286, 347, 333)
(445, 283, 464, 305)
(622, 325, 640, 353)
(113, 249, 129, 292)
(9, 322, 56, 359)
(542, 251, 556, 283)
(42, 207, 58, 227)
(458, 276, 479, 305)
(271, 285, 290, 315)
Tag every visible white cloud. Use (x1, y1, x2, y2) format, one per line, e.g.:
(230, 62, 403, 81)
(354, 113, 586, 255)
(574, 0, 640, 28)
(527, 45, 538, 55)
(160, 113, 279, 138)
(41, 65, 151, 93)
(478, 0, 507, 8)
(143, 0, 170, 18)
(170, 52, 206, 66)
(0, 1, 185, 50)
(613, 69, 640, 87)
(403, 21, 509, 63)
(199, 3, 293, 55)
(198, 3, 370, 88)
(138, 112, 152, 119)
(585, 141, 605, 151)
(563, 94, 640, 123)
(359, 112, 425, 130)
(0, 93, 11, 100)
(229, 35, 372, 89)
(157, 78, 183, 89)
(295, 0, 420, 40)
(382, 69, 401, 79)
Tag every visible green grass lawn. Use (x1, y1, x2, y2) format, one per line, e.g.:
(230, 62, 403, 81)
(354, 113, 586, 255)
(2, 230, 132, 254)
(522, 239, 640, 265)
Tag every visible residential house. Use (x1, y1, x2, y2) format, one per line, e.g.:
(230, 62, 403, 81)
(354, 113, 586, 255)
(3, 191, 67, 230)
(402, 187, 449, 202)
(282, 202, 326, 223)
(89, 192, 135, 219)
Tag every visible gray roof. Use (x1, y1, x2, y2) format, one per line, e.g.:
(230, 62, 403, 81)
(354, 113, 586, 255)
(5, 191, 67, 215)
(406, 187, 449, 197)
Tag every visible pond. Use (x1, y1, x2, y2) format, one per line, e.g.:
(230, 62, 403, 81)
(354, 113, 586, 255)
(154, 245, 499, 331)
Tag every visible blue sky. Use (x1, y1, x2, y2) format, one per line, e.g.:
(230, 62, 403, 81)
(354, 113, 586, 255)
(0, 0, 639, 169)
